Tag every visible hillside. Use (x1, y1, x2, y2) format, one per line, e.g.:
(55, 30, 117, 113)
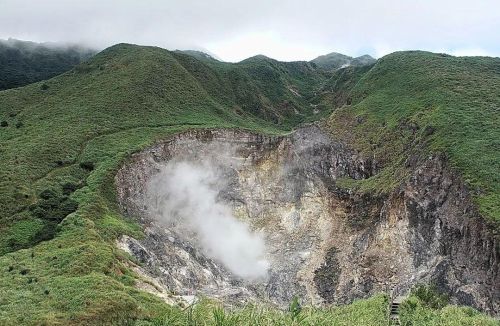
(0, 38, 95, 90)
(322, 51, 500, 221)
(0, 44, 498, 325)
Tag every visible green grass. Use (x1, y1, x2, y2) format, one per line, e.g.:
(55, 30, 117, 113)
(400, 293, 498, 326)
(396, 285, 499, 325)
(325, 51, 500, 221)
(137, 294, 389, 326)
(0, 45, 498, 324)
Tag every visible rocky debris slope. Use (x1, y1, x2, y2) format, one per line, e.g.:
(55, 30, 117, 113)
(115, 125, 499, 314)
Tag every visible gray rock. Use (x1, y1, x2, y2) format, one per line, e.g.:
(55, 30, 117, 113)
(115, 125, 499, 314)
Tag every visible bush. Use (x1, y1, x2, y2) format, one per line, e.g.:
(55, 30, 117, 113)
(30, 189, 78, 221)
(79, 161, 95, 171)
(1, 120, 8, 127)
(39, 189, 58, 200)
(412, 284, 449, 309)
(62, 182, 78, 195)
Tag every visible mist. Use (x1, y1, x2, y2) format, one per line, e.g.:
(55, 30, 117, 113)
(146, 160, 269, 280)
(1, 0, 498, 61)
(0, 38, 95, 51)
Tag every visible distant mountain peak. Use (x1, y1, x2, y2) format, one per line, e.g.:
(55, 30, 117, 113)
(311, 52, 376, 71)
(239, 54, 276, 63)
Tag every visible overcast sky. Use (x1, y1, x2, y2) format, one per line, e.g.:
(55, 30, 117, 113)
(1, 0, 499, 62)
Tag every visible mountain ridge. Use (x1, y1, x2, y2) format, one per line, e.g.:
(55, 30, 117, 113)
(311, 52, 376, 70)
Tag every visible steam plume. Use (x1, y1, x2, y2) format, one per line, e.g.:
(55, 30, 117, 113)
(147, 160, 269, 280)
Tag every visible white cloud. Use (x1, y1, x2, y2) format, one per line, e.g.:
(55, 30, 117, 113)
(0, 0, 499, 61)
(207, 31, 329, 62)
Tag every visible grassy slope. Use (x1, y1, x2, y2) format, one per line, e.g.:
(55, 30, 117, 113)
(0, 45, 497, 324)
(172, 52, 325, 124)
(325, 51, 500, 222)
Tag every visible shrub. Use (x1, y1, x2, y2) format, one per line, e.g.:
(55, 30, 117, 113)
(62, 182, 78, 195)
(39, 189, 58, 200)
(30, 189, 79, 221)
(79, 161, 95, 171)
(412, 284, 449, 309)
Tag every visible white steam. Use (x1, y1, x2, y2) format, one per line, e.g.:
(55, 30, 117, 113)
(147, 160, 269, 280)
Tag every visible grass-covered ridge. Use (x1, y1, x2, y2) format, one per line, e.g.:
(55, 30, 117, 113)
(325, 51, 500, 222)
(0, 44, 498, 324)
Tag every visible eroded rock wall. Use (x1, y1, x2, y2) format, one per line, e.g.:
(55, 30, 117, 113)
(115, 125, 499, 314)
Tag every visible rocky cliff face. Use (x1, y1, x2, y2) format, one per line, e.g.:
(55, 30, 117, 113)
(115, 125, 499, 314)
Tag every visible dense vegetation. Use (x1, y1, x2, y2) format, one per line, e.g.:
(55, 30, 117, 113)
(0, 43, 498, 324)
(0, 38, 95, 90)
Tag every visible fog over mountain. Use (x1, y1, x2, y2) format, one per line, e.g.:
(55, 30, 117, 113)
(0, 38, 95, 90)
(0, 0, 498, 61)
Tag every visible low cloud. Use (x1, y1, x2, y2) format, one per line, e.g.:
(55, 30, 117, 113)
(0, 0, 498, 61)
